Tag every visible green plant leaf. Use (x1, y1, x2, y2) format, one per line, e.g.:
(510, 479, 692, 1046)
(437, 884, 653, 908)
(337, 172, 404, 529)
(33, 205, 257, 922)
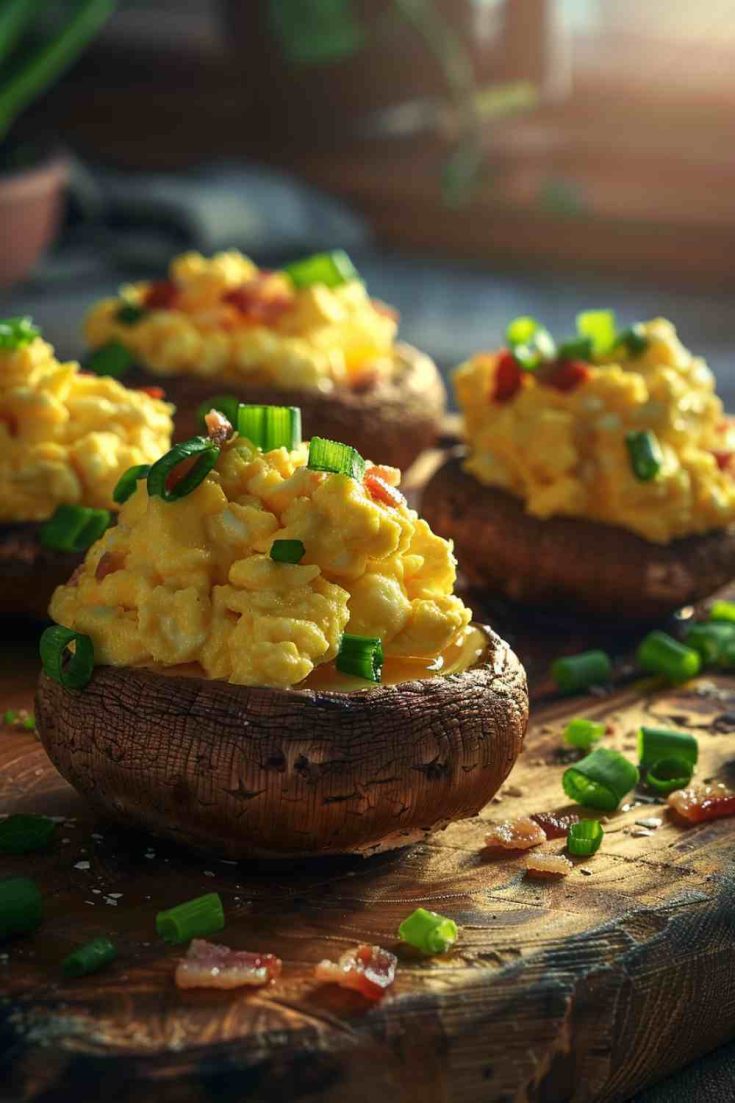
(0, 0, 36, 71)
(0, 0, 115, 143)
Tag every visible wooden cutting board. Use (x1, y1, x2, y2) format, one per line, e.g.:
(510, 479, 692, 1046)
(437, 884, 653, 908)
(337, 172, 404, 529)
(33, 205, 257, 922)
(1, 606, 734, 1103)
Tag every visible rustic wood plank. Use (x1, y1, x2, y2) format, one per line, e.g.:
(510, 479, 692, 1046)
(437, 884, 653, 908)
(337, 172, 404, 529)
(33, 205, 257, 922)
(1, 614, 733, 1102)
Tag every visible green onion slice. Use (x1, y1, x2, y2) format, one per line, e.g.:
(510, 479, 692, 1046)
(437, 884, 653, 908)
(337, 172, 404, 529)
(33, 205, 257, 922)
(40, 504, 111, 553)
(62, 936, 117, 978)
(626, 430, 663, 481)
(336, 633, 384, 683)
(615, 323, 648, 357)
(116, 302, 146, 325)
(113, 464, 150, 505)
(270, 539, 305, 564)
(398, 907, 458, 954)
(156, 892, 225, 945)
(576, 310, 617, 357)
(308, 436, 365, 480)
(147, 437, 219, 502)
(197, 394, 241, 432)
(567, 819, 604, 856)
(637, 630, 701, 683)
(638, 727, 698, 769)
(646, 756, 694, 795)
(86, 341, 134, 378)
(237, 405, 302, 452)
(562, 747, 639, 811)
(0, 876, 42, 939)
(551, 650, 612, 695)
(0, 316, 40, 350)
(564, 717, 605, 751)
(283, 249, 358, 289)
(557, 335, 593, 361)
(708, 600, 735, 624)
(40, 626, 95, 690)
(684, 622, 735, 665)
(506, 315, 556, 371)
(0, 815, 56, 854)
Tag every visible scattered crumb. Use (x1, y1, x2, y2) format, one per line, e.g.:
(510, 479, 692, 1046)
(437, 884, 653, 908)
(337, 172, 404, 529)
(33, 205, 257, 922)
(108, 893, 123, 899)
(491, 795, 503, 804)
(73, 861, 90, 871)
(630, 827, 653, 838)
(61, 838, 70, 845)
(635, 817, 662, 830)
(579, 868, 593, 876)
(203, 871, 216, 878)
(501, 785, 525, 798)
(525, 852, 573, 878)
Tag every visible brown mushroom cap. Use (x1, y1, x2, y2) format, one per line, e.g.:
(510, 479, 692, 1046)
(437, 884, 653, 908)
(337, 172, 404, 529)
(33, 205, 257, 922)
(125, 342, 446, 472)
(0, 522, 80, 619)
(422, 456, 735, 621)
(35, 625, 528, 858)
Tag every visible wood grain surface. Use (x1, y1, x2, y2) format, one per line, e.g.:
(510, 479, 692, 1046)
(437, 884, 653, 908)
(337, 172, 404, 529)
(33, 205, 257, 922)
(1, 608, 734, 1103)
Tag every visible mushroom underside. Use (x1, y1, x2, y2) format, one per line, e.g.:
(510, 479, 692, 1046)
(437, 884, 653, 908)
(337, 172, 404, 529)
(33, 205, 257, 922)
(0, 522, 80, 619)
(35, 626, 528, 858)
(421, 456, 735, 620)
(125, 342, 446, 472)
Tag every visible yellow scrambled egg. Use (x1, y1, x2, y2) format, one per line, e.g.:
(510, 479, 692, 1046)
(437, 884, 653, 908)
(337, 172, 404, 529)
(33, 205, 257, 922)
(0, 335, 173, 523)
(50, 438, 470, 688)
(456, 319, 735, 544)
(85, 251, 398, 393)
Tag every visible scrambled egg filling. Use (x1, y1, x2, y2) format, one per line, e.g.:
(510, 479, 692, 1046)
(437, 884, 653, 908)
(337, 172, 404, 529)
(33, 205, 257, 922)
(85, 251, 399, 393)
(50, 439, 470, 688)
(0, 336, 173, 523)
(456, 319, 735, 544)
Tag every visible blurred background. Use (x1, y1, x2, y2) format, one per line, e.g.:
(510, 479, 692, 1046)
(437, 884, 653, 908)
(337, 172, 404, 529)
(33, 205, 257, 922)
(1, 0, 734, 404)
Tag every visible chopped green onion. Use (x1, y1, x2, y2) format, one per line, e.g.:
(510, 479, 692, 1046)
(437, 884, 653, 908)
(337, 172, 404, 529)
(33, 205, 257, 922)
(615, 323, 648, 357)
(564, 717, 605, 751)
(562, 747, 639, 811)
(567, 819, 603, 856)
(398, 907, 458, 954)
(0, 815, 56, 854)
(22, 714, 36, 731)
(156, 892, 225, 945)
(646, 756, 694, 795)
(116, 302, 146, 325)
(308, 436, 365, 480)
(637, 630, 700, 683)
(506, 315, 556, 371)
(3, 710, 17, 725)
(270, 539, 305, 564)
(708, 600, 735, 624)
(197, 394, 241, 432)
(551, 650, 612, 694)
(86, 341, 134, 378)
(626, 430, 663, 481)
(684, 622, 735, 665)
(557, 335, 593, 361)
(40, 626, 95, 690)
(283, 249, 358, 289)
(113, 464, 150, 505)
(576, 310, 616, 357)
(62, 936, 117, 978)
(237, 405, 302, 452)
(637, 727, 698, 769)
(506, 316, 538, 347)
(0, 877, 42, 939)
(336, 633, 384, 683)
(147, 437, 219, 502)
(40, 504, 111, 553)
(0, 316, 40, 350)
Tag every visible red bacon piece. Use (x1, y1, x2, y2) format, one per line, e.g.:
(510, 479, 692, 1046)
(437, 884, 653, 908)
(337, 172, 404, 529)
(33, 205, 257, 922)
(364, 472, 406, 509)
(144, 280, 179, 310)
(668, 784, 735, 824)
(484, 816, 546, 851)
(204, 408, 233, 446)
(175, 939, 282, 990)
(530, 811, 580, 840)
(546, 360, 590, 393)
(137, 386, 166, 400)
(712, 450, 733, 473)
(492, 350, 522, 403)
(95, 552, 123, 582)
(223, 280, 293, 326)
(526, 852, 573, 878)
(314, 943, 397, 1001)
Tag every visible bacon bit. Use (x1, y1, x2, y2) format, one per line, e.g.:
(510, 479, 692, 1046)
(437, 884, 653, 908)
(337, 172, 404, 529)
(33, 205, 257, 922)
(484, 816, 546, 851)
(712, 450, 733, 473)
(349, 367, 380, 393)
(204, 408, 234, 446)
(165, 455, 197, 494)
(371, 298, 399, 323)
(525, 852, 573, 878)
(175, 939, 282, 990)
(95, 552, 123, 582)
(314, 943, 397, 1001)
(223, 279, 293, 326)
(137, 386, 166, 400)
(667, 783, 735, 824)
(492, 350, 522, 403)
(364, 472, 406, 509)
(144, 280, 179, 310)
(530, 811, 580, 840)
(67, 564, 85, 587)
(546, 360, 590, 393)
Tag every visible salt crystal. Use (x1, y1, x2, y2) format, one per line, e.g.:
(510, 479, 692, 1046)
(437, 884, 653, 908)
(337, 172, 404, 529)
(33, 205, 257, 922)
(635, 817, 662, 830)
